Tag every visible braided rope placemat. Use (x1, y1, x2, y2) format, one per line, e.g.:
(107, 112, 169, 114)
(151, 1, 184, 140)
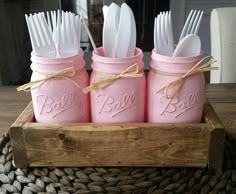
(0, 133, 236, 194)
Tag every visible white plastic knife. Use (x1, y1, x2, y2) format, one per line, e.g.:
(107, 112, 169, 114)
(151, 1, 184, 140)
(126, 4, 136, 57)
(102, 5, 108, 20)
(103, 3, 119, 57)
(115, 3, 132, 58)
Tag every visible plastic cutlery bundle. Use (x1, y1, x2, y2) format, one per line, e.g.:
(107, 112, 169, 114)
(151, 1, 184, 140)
(25, 10, 82, 58)
(102, 3, 136, 58)
(154, 10, 204, 57)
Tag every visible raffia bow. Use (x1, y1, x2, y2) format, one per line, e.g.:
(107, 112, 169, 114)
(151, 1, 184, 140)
(17, 67, 80, 92)
(156, 56, 218, 99)
(83, 63, 142, 94)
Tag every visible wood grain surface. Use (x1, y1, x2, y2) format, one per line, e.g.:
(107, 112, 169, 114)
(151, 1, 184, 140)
(0, 86, 31, 137)
(9, 103, 34, 167)
(23, 122, 211, 167)
(205, 84, 236, 139)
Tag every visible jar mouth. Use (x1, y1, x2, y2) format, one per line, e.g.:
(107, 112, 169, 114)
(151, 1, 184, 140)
(92, 47, 143, 64)
(91, 47, 144, 74)
(31, 48, 84, 65)
(150, 49, 204, 74)
(151, 49, 203, 64)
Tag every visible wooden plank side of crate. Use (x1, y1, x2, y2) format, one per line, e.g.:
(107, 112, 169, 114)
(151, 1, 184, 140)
(9, 103, 34, 168)
(22, 122, 211, 167)
(203, 103, 225, 170)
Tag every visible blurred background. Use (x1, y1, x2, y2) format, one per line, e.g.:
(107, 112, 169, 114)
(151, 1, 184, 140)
(0, 0, 235, 85)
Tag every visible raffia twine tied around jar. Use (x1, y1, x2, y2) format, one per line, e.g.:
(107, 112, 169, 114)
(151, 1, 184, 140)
(17, 67, 81, 92)
(154, 56, 218, 99)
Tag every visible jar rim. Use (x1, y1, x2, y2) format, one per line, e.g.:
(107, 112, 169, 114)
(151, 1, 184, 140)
(92, 47, 143, 64)
(31, 48, 84, 65)
(30, 49, 85, 73)
(150, 49, 204, 74)
(151, 49, 204, 64)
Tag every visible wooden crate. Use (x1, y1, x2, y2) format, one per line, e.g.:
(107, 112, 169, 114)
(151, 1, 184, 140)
(9, 102, 225, 170)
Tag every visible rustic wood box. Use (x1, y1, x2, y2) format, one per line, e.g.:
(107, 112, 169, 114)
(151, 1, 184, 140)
(9, 102, 225, 170)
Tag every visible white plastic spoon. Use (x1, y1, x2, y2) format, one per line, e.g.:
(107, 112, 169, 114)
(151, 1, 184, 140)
(173, 34, 201, 57)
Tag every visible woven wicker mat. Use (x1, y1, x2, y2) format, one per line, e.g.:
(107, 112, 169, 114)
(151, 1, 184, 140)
(0, 133, 236, 194)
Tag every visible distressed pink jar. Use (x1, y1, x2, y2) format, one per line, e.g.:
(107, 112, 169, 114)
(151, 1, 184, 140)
(87, 47, 146, 123)
(147, 50, 204, 123)
(30, 49, 90, 123)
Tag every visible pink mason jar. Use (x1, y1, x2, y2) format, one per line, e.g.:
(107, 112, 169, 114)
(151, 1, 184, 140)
(86, 47, 146, 123)
(30, 49, 90, 123)
(147, 50, 204, 123)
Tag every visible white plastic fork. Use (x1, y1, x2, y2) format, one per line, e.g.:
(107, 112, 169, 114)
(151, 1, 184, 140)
(178, 10, 204, 42)
(155, 11, 174, 56)
(50, 10, 57, 44)
(25, 13, 56, 58)
(154, 17, 157, 52)
(25, 14, 37, 54)
(58, 12, 79, 57)
(46, 11, 53, 34)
